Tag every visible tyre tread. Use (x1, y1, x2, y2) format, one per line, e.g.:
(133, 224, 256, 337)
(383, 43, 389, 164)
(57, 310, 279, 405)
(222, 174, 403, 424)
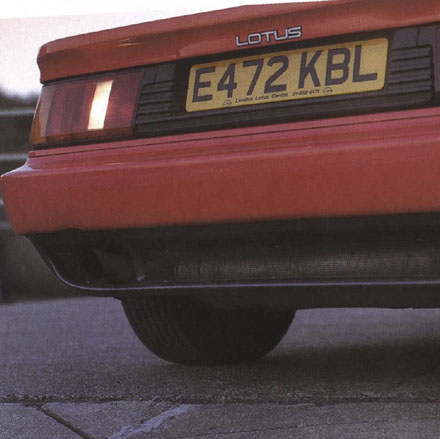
(122, 296, 294, 365)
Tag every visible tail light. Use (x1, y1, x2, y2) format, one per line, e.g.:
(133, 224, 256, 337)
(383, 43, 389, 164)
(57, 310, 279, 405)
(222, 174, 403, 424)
(30, 70, 144, 148)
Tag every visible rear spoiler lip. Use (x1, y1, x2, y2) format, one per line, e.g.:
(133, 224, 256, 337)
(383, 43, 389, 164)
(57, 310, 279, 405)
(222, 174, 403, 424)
(37, 0, 440, 83)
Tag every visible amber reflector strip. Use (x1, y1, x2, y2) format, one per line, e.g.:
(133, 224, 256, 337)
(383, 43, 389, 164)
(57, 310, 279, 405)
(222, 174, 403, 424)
(30, 71, 144, 147)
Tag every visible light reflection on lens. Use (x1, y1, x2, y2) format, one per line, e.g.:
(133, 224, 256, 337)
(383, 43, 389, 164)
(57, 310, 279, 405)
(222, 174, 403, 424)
(88, 80, 113, 130)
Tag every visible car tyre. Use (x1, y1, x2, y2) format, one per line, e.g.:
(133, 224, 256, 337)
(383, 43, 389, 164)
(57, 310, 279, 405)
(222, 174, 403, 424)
(121, 295, 294, 365)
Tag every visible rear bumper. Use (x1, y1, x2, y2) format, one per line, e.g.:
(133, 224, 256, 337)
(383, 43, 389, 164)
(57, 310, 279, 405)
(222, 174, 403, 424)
(3, 107, 440, 235)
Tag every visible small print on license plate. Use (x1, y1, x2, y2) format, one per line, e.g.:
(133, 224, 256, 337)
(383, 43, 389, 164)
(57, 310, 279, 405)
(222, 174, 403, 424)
(186, 38, 388, 112)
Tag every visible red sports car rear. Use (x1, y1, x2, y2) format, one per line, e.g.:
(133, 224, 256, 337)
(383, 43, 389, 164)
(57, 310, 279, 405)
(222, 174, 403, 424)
(3, 0, 440, 364)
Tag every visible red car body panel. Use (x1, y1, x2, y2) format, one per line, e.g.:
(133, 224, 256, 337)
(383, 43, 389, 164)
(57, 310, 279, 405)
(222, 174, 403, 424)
(38, 0, 440, 83)
(3, 0, 440, 237)
(3, 107, 440, 235)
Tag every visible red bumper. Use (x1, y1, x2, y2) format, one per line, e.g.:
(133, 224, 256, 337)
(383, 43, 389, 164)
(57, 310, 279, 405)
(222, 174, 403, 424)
(3, 108, 440, 236)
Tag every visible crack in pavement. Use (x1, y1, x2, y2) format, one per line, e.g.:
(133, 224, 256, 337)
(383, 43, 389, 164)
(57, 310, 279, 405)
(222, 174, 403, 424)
(37, 405, 98, 439)
(3, 395, 440, 405)
(3, 400, 440, 439)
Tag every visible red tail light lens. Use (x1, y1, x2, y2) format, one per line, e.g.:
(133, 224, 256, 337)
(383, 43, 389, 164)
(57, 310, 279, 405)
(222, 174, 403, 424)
(30, 70, 144, 147)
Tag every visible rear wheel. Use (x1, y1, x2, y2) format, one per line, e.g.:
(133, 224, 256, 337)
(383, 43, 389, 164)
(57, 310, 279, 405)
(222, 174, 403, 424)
(121, 295, 294, 365)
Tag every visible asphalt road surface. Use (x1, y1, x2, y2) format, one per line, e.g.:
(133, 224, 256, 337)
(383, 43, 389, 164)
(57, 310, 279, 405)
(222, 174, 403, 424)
(2, 297, 440, 438)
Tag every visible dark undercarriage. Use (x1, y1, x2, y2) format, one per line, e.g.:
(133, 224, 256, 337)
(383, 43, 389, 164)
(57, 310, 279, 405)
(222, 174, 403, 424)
(30, 212, 440, 310)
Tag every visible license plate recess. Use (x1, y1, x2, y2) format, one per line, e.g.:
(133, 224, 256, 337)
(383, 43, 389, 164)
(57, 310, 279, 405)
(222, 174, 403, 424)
(186, 38, 388, 112)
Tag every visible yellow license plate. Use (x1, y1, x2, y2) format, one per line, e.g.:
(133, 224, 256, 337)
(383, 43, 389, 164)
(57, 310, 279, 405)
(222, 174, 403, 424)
(186, 38, 388, 112)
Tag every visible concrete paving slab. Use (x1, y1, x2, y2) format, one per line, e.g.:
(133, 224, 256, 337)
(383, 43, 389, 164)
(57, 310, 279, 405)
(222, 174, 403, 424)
(201, 420, 440, 439)
(3, 299, 440, 405)
(4, 299, 440, 438)
(44, 401, 176, 439)
(43, 402, 440, 439)
(0, 403, 81, 439)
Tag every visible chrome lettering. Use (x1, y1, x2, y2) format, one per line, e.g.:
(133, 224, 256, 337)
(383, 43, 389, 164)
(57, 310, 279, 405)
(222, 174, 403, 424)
(274, 29, 289, 42)
(235, 36, 248, 47)
(287, 27, 303, 40)
(235, 26, 302, 47)
(248, 33, 263, 45)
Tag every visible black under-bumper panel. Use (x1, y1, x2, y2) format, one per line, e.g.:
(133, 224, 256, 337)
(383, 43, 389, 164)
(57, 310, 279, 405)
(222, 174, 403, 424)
(28, 213, 440, 308)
